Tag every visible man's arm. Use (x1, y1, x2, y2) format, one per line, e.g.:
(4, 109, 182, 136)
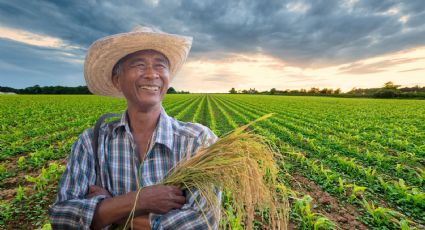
(48, 130, 105, 229)
(49, 130, 186, 229)
(90, 185, 185, 229)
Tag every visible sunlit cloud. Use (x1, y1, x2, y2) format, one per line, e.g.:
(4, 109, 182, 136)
(398, 68, 424, 73)
(173, 46, 425, 93)
(144, 0, 160, 7)
(0, 25, 84, 66)
(286, 1, 310, 14)
(0, 26, 77, 49)
(399, 15, 409, 24)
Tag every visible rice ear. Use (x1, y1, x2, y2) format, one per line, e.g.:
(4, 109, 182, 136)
(162, 113, 288, 229)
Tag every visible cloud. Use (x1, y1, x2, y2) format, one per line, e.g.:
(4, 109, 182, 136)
(1, 0, 424, 65)
(0, 39, 84, 88)
(0, 26, 67, 48)
(0, 0, 424, 89)
(398, 67, 425, 73)
(338, 57, 425, 74)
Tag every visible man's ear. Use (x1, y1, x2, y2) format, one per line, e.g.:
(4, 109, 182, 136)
(111, 74, 121, 92)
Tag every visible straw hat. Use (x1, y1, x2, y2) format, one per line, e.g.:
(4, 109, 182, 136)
(84, 26, 193, 97)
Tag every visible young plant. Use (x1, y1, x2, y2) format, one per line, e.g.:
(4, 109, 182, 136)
(363, 167, 376, 182)
(313, 217, 336, 230)
(17, 156, 26, 169)
(399, 219, 413, 230)
(338, 177, 345, 194)
(415, 167, 425, 186)
(362, 199, 404, 226)
(396, 164, 402, 175)
(346, 184, 366, 202)
(292, 195, 335, 230)
(15, 185, 26, 201)
(26, 163, 65, 191)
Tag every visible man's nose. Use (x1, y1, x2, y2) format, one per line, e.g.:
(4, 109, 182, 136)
(143, 65, 159, 79)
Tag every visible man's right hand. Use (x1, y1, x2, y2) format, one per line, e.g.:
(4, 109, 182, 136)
(138, 185, 186, 214)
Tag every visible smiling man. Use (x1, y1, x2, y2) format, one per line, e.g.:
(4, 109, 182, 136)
(48, 26, 220, 230)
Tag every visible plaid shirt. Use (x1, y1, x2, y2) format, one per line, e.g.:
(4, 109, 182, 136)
(49, 106, 220, 229)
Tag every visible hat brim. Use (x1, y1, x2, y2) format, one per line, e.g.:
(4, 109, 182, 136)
(84, 31, 192, 97)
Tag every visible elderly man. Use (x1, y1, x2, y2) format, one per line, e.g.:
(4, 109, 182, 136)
(49, 27, 219, 229)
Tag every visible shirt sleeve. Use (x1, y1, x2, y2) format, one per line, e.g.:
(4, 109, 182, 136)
(150, 126, 222, 230)
(48, 129, 106, 230)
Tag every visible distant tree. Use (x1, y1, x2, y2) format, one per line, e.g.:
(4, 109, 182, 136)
(229, 88, 237, 94)
(270, 88, 276, 95)
(308, 87, 320, 94)
(348, 87, 357, 94)
(374, 89, 399, 98)
(334, 88, 341, 94)
(16, 85, 90, 94)
(300, 88, 307, 94)
(248, 88, 258, 94)
(167, 87, 177, 94)
(373, 81, 402, 98)
(0, 86, 18, 93)
(383, 81, 401, 89)
(320, 88, 333, 94)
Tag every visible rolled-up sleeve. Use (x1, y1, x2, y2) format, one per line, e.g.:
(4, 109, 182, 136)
(48, 129, 105, 229)
(151, 126, 221, 230)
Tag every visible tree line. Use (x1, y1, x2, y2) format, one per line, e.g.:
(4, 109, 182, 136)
(0, 85, 188, 94)
(229, 82, 425, 99)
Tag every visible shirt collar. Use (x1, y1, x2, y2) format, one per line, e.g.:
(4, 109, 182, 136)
(152, 106, 174, 151)
(112, 105, 174, 151)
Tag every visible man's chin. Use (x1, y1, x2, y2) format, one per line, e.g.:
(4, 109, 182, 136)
(133, 99, 161, 111)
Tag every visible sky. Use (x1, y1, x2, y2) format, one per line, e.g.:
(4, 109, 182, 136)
(0, 0, 424, 93)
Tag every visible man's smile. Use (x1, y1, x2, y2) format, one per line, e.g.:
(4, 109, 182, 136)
(138, 85, 161, 92)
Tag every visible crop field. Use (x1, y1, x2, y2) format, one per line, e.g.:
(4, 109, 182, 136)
(0, 94, 424, 229)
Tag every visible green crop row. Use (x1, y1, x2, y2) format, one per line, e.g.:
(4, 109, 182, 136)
(1, 94, 424, 229)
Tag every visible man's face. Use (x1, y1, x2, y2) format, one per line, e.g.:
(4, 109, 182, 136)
(112, 49, 170, 110)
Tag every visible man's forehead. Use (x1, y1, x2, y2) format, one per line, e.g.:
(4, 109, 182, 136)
(126, 49, 169, 63)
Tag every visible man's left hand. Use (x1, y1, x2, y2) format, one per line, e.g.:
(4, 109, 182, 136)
(129, 215, 151, 230)
(86, 185, 112, 199)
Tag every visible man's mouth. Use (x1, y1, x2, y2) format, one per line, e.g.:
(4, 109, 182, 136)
(138, 85, 160, 92)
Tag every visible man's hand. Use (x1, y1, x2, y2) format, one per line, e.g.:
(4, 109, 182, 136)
(86, 185, 112, 199)
(138, 185, 186, 214)
(130, 215, 151, 230)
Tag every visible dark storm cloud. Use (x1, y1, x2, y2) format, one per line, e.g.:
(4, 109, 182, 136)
(0, 0, 424, 87)
(0, 39, 84, 87)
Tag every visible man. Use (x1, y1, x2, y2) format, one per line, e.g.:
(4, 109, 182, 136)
(49, 26, 220, 229)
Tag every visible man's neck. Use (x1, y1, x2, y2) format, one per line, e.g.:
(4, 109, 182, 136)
(127, 104, 161, 135)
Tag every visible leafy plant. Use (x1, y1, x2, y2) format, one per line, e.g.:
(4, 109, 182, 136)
(292, 195, 335, 230)
(362, 199, 404, 226)
(17, 156, 26, 169)
(15, 185, 26, 201)
(26, 163, 65, 191)
(346, 184, 367, 202)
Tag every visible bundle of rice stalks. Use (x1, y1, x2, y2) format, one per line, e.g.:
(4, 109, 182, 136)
(162, 114, 288, 229)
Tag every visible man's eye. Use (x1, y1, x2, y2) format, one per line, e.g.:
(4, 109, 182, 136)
(155, 64, 167, 69)
(131, 61, 144, 66)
